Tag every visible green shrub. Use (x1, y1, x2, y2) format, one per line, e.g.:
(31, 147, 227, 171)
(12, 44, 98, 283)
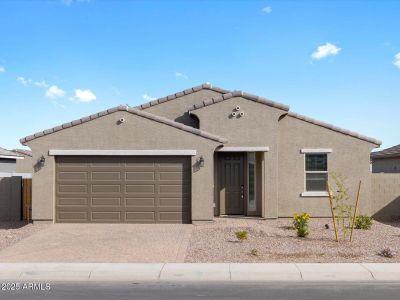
(250, 249, 259, 256)
(355, 215, 373, 230)
(235, 230, 248, 241)
(293, 213, 311, 237)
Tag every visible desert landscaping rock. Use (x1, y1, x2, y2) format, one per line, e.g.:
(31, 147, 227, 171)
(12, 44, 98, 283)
(185, 218, 400, 263)
(0, 222, 48, 252)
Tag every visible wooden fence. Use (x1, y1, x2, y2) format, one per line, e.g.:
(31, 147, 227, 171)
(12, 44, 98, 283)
(22, 178, 32, 221)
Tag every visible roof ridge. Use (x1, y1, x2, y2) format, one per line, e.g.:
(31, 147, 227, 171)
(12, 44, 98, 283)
(0, 147, 24, 157)
(135, 83, 230, 110)
(20, 105, 227, 145)
(287, 112, 381, 146)
(187, 90, 290, 112)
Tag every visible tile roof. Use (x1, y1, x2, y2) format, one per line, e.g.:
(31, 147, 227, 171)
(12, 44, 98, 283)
(371, 144, 400, 158)
(187, 90, 290, 112)
(287, 112, 381, 146)
(0, 147, 24, 158)
(135, 83, 230, 110)
(12, 149, 32, 157)
(20, 105, 228, 145)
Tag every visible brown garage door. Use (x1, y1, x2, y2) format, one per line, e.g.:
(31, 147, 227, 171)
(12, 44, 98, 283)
(55, 156, 191, 223)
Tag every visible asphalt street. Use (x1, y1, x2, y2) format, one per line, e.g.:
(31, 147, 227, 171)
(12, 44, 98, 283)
(1, 281, 400, 300)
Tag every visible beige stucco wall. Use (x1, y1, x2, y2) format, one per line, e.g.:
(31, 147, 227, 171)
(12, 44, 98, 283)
(372, 173, 400, 221)
(143, 89, 223, 127)
(191, 96, 286, 218)
(15, 155, 33, 173)
(372, 157, 400, 173)
(24, 111, 221, 222)
(278, 115, 377, 217)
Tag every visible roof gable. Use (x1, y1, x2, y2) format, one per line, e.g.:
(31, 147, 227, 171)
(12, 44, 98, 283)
(187, 90, 290, 112)
(20, 105, 227, 145)
(135, 83, 230, 110)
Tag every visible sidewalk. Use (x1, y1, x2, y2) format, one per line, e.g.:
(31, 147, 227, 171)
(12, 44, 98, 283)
(0, 263, 399, 282)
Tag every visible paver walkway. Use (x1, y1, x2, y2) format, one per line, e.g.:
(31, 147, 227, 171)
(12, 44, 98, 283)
(0, 224, 193, 262)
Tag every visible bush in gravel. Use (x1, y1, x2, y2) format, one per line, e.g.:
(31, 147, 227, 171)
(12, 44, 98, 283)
(293, 213, 311, 237)
(378, 248, 395, 258)
(355, 215, 373, 230)
(235, 230, 248, 242)
(250, 249, 259, 256)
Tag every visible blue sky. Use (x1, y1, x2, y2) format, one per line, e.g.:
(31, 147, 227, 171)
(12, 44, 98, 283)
(0, 0, 399, 150)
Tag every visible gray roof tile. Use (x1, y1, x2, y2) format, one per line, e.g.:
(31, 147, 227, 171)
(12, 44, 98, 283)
(20, 105, 228, 145)
(287, 112, 381, 145)
(187, 91, 290, 112)
(0, 147, 24, 158)
(135, 83, 230, 110)
(371, 144, 400, 158)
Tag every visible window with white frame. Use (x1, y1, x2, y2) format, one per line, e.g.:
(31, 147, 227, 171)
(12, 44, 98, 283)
(247, 152, 256, 211)
(304, 153, 328, 192)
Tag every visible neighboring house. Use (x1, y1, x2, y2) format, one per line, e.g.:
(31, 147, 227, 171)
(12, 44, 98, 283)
(0, 147, 24, 173)
(371, 144, 400, 173)
(20, 83, 382, 224)
(12, 149, 33, 173)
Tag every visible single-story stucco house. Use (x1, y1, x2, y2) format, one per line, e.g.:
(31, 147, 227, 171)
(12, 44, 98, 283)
(371, 144, 400, 173)
(20, 83, 382, 224)
(0, 147, 24, 173)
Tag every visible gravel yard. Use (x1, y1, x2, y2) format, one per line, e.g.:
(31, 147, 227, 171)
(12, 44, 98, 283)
(0, 222, 48, 252)
(185, 218, 400, 263)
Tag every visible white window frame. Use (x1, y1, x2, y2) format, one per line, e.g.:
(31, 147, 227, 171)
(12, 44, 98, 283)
(301, 149, 331, 197)
(247, 152, 256, 211)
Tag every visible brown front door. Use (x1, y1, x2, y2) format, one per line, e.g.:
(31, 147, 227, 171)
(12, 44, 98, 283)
(219, 153, 245, 215)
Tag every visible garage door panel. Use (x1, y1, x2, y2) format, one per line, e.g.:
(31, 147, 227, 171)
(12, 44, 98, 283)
(125, 197, 155, 206)
(91, 212, 121, 222)
(126, 184, 155, 194)
(91, 197, 121, 206)
(56, 156, 191, 223)
(58, 197, 88, 206)
(91, 184, 121, 193)
(91, 172, 121, 181)
(57, 171, 88, 181)
(125, 171, 155, 181)
(58, 184, 88, 194)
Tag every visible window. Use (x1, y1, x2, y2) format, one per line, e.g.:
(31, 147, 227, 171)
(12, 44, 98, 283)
(305, 153, 328, 192)
(247, 152, 256, 211)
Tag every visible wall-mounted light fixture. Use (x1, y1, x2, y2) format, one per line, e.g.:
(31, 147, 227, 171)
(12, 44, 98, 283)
(197, 156, 205, 168)
(38, 155, 46, 167)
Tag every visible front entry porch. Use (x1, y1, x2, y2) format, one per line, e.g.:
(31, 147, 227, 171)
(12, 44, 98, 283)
(215, 148, 268, 218)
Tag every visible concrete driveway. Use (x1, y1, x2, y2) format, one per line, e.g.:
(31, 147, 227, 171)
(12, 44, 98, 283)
(0, 224, 193, 263)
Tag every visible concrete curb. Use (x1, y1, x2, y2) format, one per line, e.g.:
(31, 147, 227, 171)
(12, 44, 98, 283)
(0, 263, 399, 282)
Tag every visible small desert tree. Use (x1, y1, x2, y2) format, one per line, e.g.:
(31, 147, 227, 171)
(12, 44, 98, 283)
(328, 173, 354, 240)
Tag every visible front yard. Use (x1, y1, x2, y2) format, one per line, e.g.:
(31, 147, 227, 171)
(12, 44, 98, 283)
(185, 218, 400, 263)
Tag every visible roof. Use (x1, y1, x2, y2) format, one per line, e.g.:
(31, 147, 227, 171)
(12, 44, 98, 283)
(287, 112, 381, 146)
(371, 144, 400, 158)
(20, 105, 228, 145)
(0, 147, 24, 159)
(187, 90, 290, 112)
(135, 83, 230, 110)
(12, 149, 32, 157)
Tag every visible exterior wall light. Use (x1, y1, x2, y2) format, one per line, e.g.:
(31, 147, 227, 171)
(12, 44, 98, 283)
(39, 155, 46, 167)
(198, 156, 205, 168)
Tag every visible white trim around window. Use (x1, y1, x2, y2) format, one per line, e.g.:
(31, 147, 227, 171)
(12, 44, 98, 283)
(301, 148, 332, 154)
(301, 191, 329, 197)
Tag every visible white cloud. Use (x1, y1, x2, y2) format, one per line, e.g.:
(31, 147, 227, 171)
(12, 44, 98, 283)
(311, 43, 341, 60)
(175, 72, 188, 79)
(74, 89, 96, 102)
(45, 85, 66, 99)
(393, 53, 400, 69)
(262, 6, 272, 13)
(0, 66, 5, 73)
(17, 76, 49, 87)
(142, 94, 156, 101)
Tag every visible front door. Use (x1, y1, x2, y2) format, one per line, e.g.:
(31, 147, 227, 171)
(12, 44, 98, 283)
(219, 153, 245, 215)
